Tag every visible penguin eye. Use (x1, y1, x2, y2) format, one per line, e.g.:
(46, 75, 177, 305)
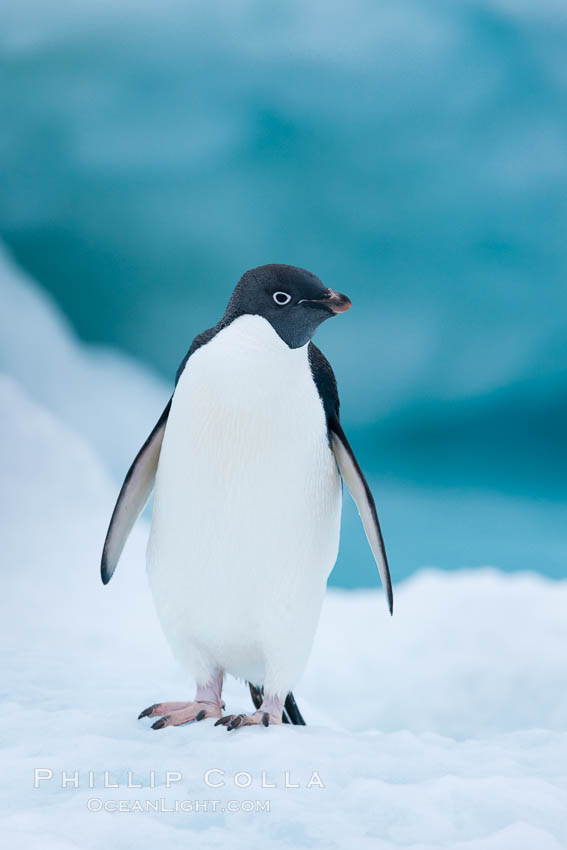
(273, 291, 292, 306)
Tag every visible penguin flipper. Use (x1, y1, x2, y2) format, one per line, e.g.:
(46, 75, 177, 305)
(101, 399, 171, 584)
(308, 343, 393, 614)
(330, 419, 393, 615)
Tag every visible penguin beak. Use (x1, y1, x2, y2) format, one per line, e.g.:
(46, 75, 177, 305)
(299, 289, 352, 314)
(325, 289, 352, 314)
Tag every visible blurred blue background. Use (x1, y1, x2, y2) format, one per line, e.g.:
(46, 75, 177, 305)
(1, 0, 566, 586)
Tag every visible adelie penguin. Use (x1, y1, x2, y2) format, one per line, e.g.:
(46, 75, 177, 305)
(101, 264, 392, 730)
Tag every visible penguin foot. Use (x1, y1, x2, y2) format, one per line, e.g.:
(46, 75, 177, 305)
(138, 700, 223, 729)
(214, 709, 282, 731)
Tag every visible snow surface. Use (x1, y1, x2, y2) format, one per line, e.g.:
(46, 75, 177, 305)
(0, 245, 169, 478)
(1, 249, 566, 848)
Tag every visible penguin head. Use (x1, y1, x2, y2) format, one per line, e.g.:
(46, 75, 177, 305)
(225, 264, 351, 349)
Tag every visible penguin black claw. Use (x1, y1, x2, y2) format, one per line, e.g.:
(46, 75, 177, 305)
(151, 716, 169, 730)
(227, 714, 244, 731)
(214, 708, 278, 730)
(138, 704, 157, 719)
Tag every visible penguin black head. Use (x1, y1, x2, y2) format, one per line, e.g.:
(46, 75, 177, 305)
(223, 264, 351, 349)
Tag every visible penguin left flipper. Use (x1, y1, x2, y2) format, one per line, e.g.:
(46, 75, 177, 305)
(101, 399, 171, 585)
(308, 343, 393, 615)
(330, 419, 393, 615)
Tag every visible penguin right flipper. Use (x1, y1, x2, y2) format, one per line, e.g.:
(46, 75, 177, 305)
(101, 399, 171, 584)
(100, 326, 221, 586)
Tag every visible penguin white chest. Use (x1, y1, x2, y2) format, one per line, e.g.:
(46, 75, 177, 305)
(147, 315, 342, 691)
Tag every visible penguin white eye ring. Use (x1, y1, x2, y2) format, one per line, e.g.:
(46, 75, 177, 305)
(101, 263, 392, 732)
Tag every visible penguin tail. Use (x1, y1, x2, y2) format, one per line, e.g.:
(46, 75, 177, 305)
(248, 683, 306, 726)
(283, 691, 306, 726)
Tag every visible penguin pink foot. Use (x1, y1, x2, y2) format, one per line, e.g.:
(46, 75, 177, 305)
(139, 700, 223, 728)
(215, 694, 284, 731)
(138, 670, 224, 729)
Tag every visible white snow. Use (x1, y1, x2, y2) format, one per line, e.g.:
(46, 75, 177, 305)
(0, 245, 169, 478)
(1, 247, 566, 848)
